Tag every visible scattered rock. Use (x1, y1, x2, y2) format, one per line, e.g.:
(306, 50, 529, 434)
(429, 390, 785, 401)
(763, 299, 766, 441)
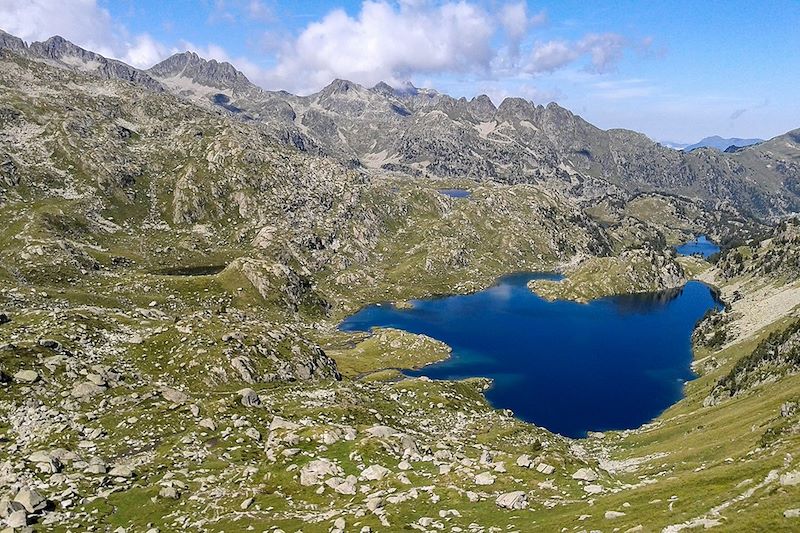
(238, 388, 260, 407)
(474, 472, 495, 485)
(199, 418, 216, 431)
(361, 465, 390, 481)
(108, 465, 134, 478)
(6, 509, 27, 528)
(270, 416, 300, 431)
(572, 467, 599, 482)
(38, 339, 61, 351)
(13, 488, 46, 513)
(496, 491, 528, 510)
(71, 381, 105, 400)
(516, 454, 532, 468)
(13, 370, 38, 383)
(299, 459, 341, 486)
(605, 510, 626, 519)
(158, 487, 179, 499)
(584, 484, 604, 494)
(160, 387, 188, 404)
(326, 475, 357, 495)
(535, 463, 555, 475)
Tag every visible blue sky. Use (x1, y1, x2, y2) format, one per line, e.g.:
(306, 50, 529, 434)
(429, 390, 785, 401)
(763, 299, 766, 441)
(3, 1, 799, 142)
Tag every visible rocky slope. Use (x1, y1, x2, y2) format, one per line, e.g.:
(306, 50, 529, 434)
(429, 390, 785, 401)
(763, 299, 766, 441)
(143, 52, 800, 218)
(1, 30, 800, 532)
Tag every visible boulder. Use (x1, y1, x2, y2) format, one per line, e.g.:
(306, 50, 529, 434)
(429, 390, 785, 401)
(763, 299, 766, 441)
(496, 491, 528, 510)
(13, 488, 46, 512)
(474, 472, 495, 485)
(516, 454, 532, 468)
(71, 381, 105, 400)
(238, 388, 260, 407)
(108, 465, 134, 478)
(365, 425, 400, 438)
(605, 510, 626, 519)
(572, 468, 599, 482)
(86, 373, 106, 386)
(199, 418, 216, 431)
(6, 509, 27, 528)
(159, 487, 179, 499)
(361, 465, 390, 481)
(38, 339, 61, 350)
(535, 462, 555, 475)
(269, 416, 300, 431)
(326, 475, 357, 495)
(780, 471, 800, 486)
(13, 370, 38, 383)
(244, 427, 261, 441)
(299, 459, 341, 486)
(160, 387, 188, 404)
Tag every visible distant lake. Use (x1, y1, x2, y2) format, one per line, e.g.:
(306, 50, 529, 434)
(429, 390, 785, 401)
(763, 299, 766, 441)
(438, 188, 471, 198)
(676, 235, 720, 258)
(340, 273, 722, 438)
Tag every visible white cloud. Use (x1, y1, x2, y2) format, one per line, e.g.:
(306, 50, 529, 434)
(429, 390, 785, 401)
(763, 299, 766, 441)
(0, 0, 170, 69)
(263, 1, 497, 93)
(500, 2, 530, 41)
(526, 32, 627, 74)
(0, 0, 644, 106)
(124, 34, 170, 69)
(246, 0, 274, 21)
(579, 33, 626, 73)
(527, 40, 579, 73)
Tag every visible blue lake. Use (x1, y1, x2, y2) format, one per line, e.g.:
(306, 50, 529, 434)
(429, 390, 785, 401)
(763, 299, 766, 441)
(340, 273, 722, 438)
(676, 235, 720, 258)
(438, 188, 471, 198)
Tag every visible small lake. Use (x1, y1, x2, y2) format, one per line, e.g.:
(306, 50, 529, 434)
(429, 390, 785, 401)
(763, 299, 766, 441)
(340, 273, 722, 437)
(676, 235, 719, 258)
(438, 188, 471, 198)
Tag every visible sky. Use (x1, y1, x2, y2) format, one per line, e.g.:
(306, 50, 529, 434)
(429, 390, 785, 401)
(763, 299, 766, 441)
(1, 0, 799, 143)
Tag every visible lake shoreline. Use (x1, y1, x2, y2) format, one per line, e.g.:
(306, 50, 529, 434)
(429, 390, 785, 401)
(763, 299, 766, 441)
(339, 270, 723, 438)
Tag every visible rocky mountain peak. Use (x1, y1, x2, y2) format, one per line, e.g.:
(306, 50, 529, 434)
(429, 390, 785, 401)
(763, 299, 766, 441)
(468, 94, 497, 121)
(371, 81, 396, 98)
(319, 78, 366, 97)
(149, 51, 255, 93)
(0, 28, 27, 52)
(496, 97, 536, 120)
(2, 33, 166, 93)
(29, 35, 93, 61)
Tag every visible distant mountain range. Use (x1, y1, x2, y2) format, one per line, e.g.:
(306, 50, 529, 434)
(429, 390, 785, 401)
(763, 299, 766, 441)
(682, 136, 764, 152)
(1, 28, 799, 218)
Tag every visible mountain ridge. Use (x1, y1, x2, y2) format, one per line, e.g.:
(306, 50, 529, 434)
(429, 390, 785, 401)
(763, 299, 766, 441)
(0, 28, 798, 218)
(683, 135, 764, 152)
(2, 25, 800, 533)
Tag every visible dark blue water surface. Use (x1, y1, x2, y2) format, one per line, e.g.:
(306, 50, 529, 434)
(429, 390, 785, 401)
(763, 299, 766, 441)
(340, 273, 722, 437)
(676, 235, 720, 258)
(438, 188, 471, 198)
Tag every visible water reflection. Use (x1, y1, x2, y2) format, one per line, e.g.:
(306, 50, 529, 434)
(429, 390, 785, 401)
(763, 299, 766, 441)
(611, 286, 684, 315)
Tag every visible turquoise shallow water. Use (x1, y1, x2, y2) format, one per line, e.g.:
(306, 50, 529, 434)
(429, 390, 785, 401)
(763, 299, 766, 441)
(340, 273, 722, 437)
